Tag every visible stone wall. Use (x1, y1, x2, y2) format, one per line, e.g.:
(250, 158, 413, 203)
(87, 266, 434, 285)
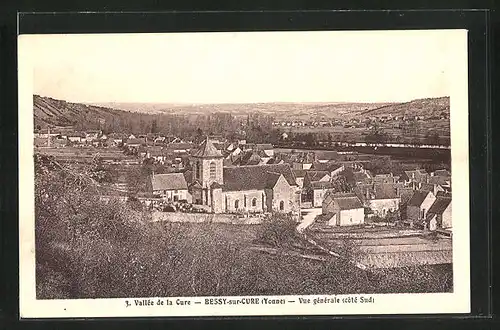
(151, 211, 263, 224)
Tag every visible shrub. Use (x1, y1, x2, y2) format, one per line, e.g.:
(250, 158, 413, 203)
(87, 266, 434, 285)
(258, 213, 298, 248)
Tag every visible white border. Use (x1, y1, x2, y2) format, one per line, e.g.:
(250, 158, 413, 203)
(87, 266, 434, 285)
(18, 30, 470, 318)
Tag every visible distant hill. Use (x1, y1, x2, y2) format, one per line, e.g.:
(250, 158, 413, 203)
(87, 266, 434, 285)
(34, 94, 450, 132)
(359, 97, 450, 118)
(34, 95, 136, 130)
(89, 101, 395, 120)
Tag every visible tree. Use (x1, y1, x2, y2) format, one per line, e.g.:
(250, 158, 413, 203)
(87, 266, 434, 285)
(151, 119, 158, 133)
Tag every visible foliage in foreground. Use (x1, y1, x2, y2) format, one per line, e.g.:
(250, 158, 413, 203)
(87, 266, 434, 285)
(35, 155, 452, 299)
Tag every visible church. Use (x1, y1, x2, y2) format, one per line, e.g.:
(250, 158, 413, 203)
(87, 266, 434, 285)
(188, 137, 301, 214)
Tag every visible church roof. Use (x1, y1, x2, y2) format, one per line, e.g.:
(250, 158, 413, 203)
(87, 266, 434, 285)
(191, 137, 223, 158)
(222, 164, 297, 192)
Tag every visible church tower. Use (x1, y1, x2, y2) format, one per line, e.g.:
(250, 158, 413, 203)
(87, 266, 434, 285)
(190, 137, 224, 207)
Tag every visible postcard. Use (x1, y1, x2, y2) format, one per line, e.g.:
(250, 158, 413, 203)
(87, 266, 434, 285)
(18, 30, 470, 318)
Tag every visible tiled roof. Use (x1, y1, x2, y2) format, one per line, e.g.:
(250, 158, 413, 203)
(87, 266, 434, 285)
(311, 161, 343, 172)
(436, 191, 452, 198)
(428, 176, 450, 186)
(189, 180, 202, 189)
(404, 169, 429, 183)
(222, 164, 296, 192)
(293, 169, 307, 178)
(191, 137, 222, 158)
(239, 151, 261, 166)
(167, 142, 193, 150)
(419, 183, 435, 192)
(400, 188, 416, 205)
(353, 170, 372, 183)
(151, 173, 188, 191)
(434, 169, 451, 177)
(407, 190, 431, 207)
(310, 181, 335, 189)
(304, 170, 330, 182)
(324, 192, 363, 210)
(354, 183, 403, 201)
(334, 194, 364, 210)
(183, 170, 193, 183)
(126, 138, 144, 145)
(427, 197, 451, 215)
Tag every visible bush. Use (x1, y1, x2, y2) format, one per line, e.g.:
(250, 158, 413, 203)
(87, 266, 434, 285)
(258, 213, 298, 248)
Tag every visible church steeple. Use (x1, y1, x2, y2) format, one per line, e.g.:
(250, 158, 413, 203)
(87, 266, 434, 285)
(192, 136, 223, 158)
(190, 136, 224, 189)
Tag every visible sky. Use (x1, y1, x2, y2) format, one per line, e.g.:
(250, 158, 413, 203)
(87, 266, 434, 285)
(24, 30, 465, 104)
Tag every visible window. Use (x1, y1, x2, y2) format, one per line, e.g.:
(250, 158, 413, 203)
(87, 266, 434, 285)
(196, 162, 201, 179)
(279, 201, 284, 211)
(252, 198, 257, 207)
(234, 200, 240, 210)
(209, 161, 216, 179)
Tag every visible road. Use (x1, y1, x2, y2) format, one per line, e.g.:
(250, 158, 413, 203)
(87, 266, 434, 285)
(297, 208, 323, 233)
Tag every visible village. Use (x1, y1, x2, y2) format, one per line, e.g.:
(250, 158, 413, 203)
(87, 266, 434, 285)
(34, 125, 452, 270)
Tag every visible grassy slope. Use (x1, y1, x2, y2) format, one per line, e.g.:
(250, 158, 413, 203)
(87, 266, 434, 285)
(34, 95, 136, 129)
(360, 96, 450, 118)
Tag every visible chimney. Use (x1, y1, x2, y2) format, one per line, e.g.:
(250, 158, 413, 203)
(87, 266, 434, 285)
(365, 189, 369, 200)
(396, 186, 400, 197)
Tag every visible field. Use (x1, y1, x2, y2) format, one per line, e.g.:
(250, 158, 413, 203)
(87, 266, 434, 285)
(307, 224, 453, 269)
(35, 146, 132, 162)
(282, 119, 450, 144)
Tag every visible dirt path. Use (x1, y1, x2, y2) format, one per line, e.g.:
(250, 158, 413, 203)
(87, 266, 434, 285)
(297, 208, 322, 233)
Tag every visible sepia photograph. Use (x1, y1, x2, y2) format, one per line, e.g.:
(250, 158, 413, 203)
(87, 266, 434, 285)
(18, 30, 470, 317)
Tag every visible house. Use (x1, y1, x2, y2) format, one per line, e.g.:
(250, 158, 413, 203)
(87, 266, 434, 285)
(125, 138, 145, 149)
(434, 169, 451, 177)
(188, 137, 299, 214)
(150, 172, 191, 202)
(322, 192, 364, 226)
(303, 171, 331, 188)
(311, 162, 344, 178)
(67, 132, 86, 143)
(399, 187, 418, 219)
(255, 144, 274, 157)
(373, 173, 397, 184)
(353, 168, 372, 184)
(406, 190, 436, 225)
(147, 146, 168, 164)
(427, 175, 451, 191)
(425, 196, 452, 231)
(420, 182, 445, 196)
(310, 181, 335, 208)
(292, 162, 313, 170)
(400, 169, 429, 189)
(108, 133, 127, 146)
(293, 169, 307, 188)
(85, 130, 102, 141)
(354, 183, 402, 218)
(167, 142, 193, 155)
